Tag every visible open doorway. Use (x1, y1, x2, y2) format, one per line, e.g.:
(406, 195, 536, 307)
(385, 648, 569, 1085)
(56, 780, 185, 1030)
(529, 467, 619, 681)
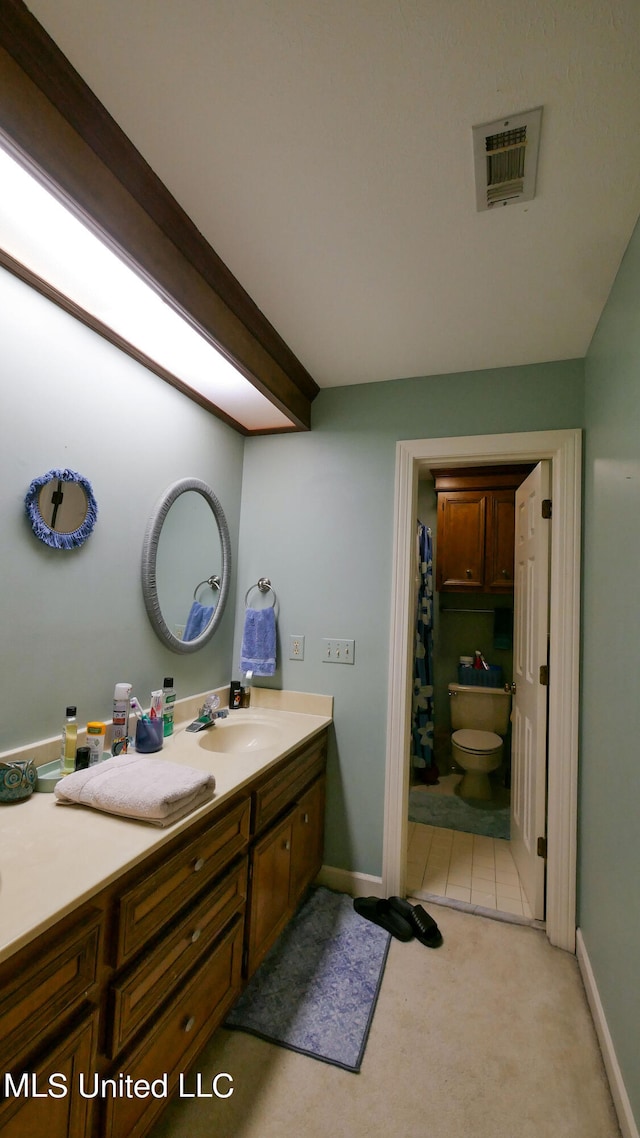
(407, 463, 537, 923)
(382, 430, 581, 953)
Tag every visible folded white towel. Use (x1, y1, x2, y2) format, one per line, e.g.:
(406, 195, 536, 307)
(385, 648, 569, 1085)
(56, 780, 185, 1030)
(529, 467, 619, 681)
(54, 754, 215, 826)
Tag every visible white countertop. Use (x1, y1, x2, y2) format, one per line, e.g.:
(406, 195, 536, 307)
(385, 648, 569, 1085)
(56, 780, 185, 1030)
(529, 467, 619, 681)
(0, 691, 332, 965)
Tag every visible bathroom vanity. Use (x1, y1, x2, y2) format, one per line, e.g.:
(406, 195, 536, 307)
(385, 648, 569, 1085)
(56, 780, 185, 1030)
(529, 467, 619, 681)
(0, 692, 331, 1138)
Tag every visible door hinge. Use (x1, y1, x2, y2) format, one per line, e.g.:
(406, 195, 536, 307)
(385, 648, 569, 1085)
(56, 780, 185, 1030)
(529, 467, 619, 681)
(537, 836, 547, 859)
(541, 499, 552, 519)
(539, 664, 549, 686)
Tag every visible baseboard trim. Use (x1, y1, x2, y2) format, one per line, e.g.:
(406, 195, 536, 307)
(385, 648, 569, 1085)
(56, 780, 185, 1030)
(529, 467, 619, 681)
(315, 864, 384, 898)
(576, 928, 638, 1138)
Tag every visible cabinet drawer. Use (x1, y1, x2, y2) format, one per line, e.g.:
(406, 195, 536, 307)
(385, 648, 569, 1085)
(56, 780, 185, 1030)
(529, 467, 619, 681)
(109, 857, 247, 1057)
(0, 907, 102, 1070)
(103, 917, 243, 1138)
(0, 1009, 98, 1138)
(115, 797, 250, 966)
(253, 734, 326, 835)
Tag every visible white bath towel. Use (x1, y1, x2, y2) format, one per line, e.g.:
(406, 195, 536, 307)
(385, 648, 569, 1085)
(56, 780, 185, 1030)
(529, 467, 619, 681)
(54, 754, 215, 826)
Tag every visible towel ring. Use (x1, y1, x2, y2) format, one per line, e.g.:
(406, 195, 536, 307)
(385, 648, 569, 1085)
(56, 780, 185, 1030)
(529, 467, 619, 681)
(244, 577, 277, 608)
(193, 575, 221, 600)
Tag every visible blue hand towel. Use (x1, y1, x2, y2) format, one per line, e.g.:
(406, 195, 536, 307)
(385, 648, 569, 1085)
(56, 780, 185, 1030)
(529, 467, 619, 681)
(240, 607, 276, 676)
(183, 600, 214, 641)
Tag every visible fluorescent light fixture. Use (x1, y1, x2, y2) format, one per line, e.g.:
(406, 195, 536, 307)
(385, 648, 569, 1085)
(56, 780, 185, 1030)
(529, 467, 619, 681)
(0, 138, 293, 431)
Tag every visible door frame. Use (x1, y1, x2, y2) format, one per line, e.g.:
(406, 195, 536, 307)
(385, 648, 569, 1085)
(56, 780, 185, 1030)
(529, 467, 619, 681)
(382, 429, 581, 952)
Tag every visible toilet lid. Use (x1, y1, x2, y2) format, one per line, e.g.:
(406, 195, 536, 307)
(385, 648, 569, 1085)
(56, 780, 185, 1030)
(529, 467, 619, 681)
(452, 728, 502, 753)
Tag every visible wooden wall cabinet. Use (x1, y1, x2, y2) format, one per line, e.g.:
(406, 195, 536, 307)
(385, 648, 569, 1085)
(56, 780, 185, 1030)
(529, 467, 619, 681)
(0, 727, 328, 1138)
(434, 466, 532, 593)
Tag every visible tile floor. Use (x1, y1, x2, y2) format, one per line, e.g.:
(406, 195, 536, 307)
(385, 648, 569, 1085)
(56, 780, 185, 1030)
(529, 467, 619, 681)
(407, 820, 534, 920)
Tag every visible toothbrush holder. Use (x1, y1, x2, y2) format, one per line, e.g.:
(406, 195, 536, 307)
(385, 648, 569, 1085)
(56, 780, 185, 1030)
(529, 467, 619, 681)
(135, 718, 164, 754)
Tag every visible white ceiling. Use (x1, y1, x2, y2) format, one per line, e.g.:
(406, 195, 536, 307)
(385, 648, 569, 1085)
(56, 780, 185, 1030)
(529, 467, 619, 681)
(24, 0, 640, 389)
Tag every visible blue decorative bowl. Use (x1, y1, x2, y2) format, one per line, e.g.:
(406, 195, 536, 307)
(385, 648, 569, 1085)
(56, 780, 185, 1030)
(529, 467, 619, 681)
(0, 758, 37, 802)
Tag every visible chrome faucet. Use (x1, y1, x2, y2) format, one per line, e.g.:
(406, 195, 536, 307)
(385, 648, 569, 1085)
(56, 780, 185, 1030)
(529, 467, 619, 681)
(186, 694, 229, 732)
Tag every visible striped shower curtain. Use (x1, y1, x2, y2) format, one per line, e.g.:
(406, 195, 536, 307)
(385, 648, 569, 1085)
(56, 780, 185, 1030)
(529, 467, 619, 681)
(411, 522, 438, 782)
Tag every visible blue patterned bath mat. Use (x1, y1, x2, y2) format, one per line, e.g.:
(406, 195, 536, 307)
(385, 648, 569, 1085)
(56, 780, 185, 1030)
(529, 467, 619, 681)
(409, 787, 510, 840)
(224, 886, 390, 1072)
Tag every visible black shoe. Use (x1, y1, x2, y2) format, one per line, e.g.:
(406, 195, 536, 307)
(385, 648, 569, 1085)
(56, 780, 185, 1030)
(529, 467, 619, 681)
(353, 896, 414, 941)
(388, 897, 443, 948)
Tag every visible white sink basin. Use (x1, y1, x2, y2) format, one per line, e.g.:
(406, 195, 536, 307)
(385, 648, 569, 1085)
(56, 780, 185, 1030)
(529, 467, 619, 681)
(197, 716, 284, 754)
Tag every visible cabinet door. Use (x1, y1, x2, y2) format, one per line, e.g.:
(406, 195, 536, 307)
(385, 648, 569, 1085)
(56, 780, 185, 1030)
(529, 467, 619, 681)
(436, 491, 486, 591)
(246, 813, 293, 977)
(289, 778, 325, 908)
(486, 489, 516, 591)
(0, 1010, 98, 1138)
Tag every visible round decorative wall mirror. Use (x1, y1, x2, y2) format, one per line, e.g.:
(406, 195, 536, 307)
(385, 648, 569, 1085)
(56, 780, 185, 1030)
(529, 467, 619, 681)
(25, 469, 98, 549)
(141, 478, 231, 653)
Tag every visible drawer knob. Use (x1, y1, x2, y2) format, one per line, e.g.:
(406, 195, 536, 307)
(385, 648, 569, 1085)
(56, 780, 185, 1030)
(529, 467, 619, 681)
(183, 1015, 196, 1033)
(283, 839, 291, 851)
(303, 812, 309, 824)
(466, 568, 472, 578)
(191, 928, 202, 944)
(193, 857, 205, 873)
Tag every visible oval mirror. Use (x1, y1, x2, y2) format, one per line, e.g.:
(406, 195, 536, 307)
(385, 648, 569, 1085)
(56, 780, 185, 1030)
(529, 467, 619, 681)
(141, 478, 231, 653)
(25, 469, 98, 549)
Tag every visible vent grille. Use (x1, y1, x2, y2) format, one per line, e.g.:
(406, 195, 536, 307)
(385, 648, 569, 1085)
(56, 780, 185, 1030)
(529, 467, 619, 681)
(473, 108, 542, 211)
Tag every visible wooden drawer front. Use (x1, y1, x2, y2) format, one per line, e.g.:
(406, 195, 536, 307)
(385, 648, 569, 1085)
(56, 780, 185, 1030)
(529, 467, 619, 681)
(104, 917, 243, 1138)
(253, 734, 327, 835)
(116, 797, 250, 966)
(0, 1009, 98, 1138)
(109, 856, 247, 1057)
(0, 908, 102, 1070)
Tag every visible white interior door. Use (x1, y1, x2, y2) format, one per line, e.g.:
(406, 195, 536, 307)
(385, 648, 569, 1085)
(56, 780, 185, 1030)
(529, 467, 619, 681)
(511, 461, 551, 920)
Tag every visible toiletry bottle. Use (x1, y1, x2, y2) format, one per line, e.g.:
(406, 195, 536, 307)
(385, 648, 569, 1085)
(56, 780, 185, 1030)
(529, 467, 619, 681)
(60, 706, 78, 775)
(75, 745, 91, 771)
(162, 677, 176, 737)
(86, 721, 106, 765)
(111, 683, 132, 755)
(473, 650, 483, 670)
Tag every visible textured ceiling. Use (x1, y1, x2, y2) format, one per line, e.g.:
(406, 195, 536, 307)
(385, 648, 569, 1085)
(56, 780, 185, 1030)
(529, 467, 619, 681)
(23, 0, 640, 388)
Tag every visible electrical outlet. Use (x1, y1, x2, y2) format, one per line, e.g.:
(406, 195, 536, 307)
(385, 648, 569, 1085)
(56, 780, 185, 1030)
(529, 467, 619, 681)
(322, 638, 355, 664)
(289, 634, 305, 660)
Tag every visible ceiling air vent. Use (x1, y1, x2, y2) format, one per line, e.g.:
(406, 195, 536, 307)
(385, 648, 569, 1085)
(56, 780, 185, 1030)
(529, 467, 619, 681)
(472, 107, 542, 211)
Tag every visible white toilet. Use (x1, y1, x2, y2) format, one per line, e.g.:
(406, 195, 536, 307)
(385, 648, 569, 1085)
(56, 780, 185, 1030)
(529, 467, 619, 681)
(448, 682, 511, 799)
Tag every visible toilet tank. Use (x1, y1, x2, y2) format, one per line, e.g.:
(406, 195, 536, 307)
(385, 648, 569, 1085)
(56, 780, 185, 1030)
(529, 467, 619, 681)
(448, 682, 511, 734)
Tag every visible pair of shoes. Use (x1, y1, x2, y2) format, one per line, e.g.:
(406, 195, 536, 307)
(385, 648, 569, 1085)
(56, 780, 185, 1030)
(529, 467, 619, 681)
(388, 896, 443, 948)
(353, 897, 414, 941)
(353, 896, 443, 948)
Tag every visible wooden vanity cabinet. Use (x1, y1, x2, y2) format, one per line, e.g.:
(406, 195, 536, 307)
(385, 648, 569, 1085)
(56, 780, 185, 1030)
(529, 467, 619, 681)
(434, 466, 533, 593)
(0, 905, 104, 1138)
(245, 733, 327, 978)
(1, 725, 328, 1138)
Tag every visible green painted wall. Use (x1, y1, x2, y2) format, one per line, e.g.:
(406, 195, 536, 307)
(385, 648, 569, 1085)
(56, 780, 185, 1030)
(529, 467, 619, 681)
(0, 266, 244, 749)
(236, 360, 584, 876)
(581, 216, 640, 1122)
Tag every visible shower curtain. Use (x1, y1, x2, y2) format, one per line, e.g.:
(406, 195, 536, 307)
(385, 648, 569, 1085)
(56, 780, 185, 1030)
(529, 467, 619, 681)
(411, 522, 438, 783)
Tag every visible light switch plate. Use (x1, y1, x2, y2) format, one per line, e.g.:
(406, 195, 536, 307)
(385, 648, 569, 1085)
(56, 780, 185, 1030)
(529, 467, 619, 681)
(322, 638, 355, 664)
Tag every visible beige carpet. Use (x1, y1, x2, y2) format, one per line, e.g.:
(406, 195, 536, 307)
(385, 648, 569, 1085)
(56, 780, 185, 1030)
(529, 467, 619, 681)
(149, 904, 621, 1138)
